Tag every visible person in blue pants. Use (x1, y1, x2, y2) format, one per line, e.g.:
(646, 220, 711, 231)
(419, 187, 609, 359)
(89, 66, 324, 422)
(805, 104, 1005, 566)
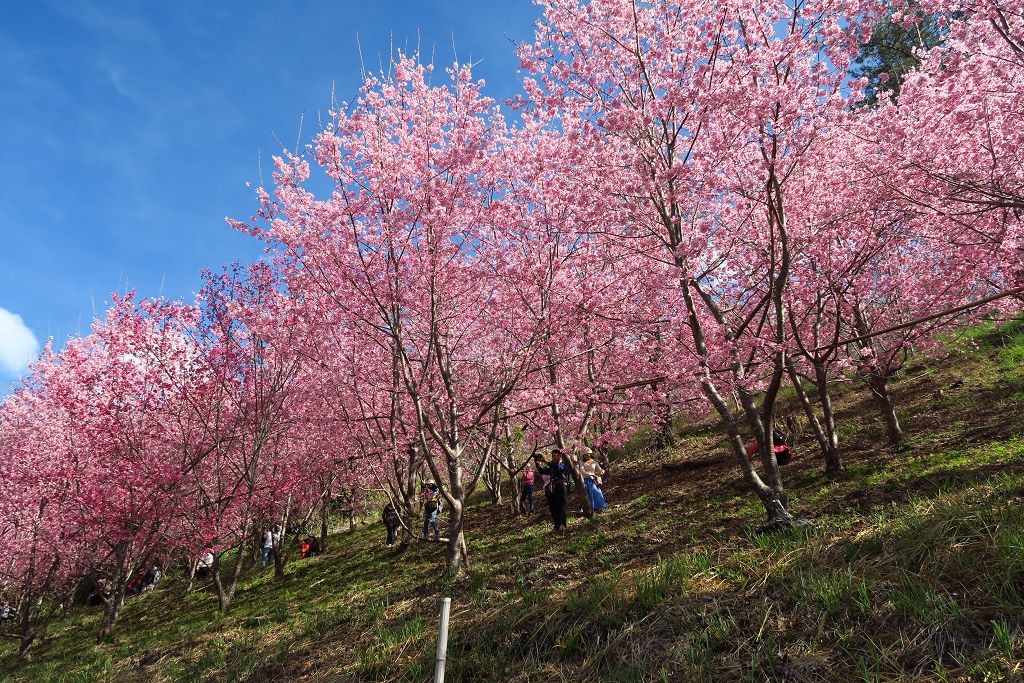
(580, 449, 608, 512)
(421, 483, 442, 537)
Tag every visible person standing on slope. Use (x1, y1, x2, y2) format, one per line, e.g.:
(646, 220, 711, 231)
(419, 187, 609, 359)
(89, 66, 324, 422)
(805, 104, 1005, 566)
(536, 449, 571, 532)
(580, 448, 608, 512)
(382, 502, 401, 546)
(421, 483, 442, 538)
(519, 458, 537, 514)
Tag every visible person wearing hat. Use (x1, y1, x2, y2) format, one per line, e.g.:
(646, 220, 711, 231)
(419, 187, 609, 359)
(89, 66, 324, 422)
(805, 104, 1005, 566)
(580, 448, 608, 512)
(535, 448, 571, 531)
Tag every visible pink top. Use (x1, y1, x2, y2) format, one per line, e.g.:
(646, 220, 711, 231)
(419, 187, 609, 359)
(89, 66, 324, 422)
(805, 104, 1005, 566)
(522, 468, 535, 485)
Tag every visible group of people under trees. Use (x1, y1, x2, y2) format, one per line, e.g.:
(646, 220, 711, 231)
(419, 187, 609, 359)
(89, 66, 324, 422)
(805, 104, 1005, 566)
(532, 448, 608, 532)
(258, 524, 322, 568)
(378, 432, 795, 543)
(381, 445, 615, 544)
(55, 433, 792, 618)
(381, 481, 445, 546)
(125, 564, 162, 597)
(79, 522, 325, 610)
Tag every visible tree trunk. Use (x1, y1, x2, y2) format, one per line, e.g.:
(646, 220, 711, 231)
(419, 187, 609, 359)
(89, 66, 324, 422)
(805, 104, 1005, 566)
(650, 378, 675, 448)
(16, 597, 37, 658)
(656, 398, 675, 448)
(273, 551, 285, 581)
(400, 515, 414, 548)
(97, 581, 126, 641)
(867, 374, 904, 444)
(814, 362, 842, 473)
(679, 272, 792, 528)
(319, 502, 330, 553)
(17, 630, 36, 659)
(719, 405, 792, 527)
(213, 547, 247, 612)
(565, 454, 593, 520)
(444, 501, 469, 575)
(483, 459, 502, 505)
(508, 466, 523, 516)
(787, 359, 828, 448)
(183, 557, 198, 594)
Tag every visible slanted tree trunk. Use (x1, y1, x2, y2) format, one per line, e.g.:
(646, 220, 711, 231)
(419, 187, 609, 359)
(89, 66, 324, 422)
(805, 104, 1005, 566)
(213, 544, 247, 612)
(16, 600, 38, 658)
(814, 361, 842, 472)
(213, 520, 251, 612)
(866, 373, 904, 444)
(183, 557, 198, 594)
(786, 358, 842, 474)
(787, 359, 828, 448)
(444, 499, 469, 575)
(319, 501, 330, 553)
(678, 253, 793, 529)
(10, 586, 67, 658)
(713, 386, 792, 526)
(97, 577, 127, 641)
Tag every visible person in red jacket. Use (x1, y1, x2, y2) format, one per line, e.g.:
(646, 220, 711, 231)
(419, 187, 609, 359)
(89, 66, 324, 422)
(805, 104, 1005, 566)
(746, 429, 792, 466)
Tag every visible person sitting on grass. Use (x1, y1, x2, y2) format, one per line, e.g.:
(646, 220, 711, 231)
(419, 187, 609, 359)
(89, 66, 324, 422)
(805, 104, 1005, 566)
(142, 564, 162, 592)
(746, 429, 792, 466)
(86, 578, 111, 606)
(126, 574, 145, 596)
(301, 535, 320, 558)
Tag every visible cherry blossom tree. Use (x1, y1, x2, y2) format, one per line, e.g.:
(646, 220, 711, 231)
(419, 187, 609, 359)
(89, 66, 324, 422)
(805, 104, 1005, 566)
(0, 376, 86, 657)
(520, 0, 887, 526)
(235, 55, 550, 574)
(860, 0, 1023, 297)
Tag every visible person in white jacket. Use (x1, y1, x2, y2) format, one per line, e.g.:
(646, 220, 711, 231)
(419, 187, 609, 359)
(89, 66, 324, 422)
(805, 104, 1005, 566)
(580, 449, 608, 512)
(260, 525, 281, 568)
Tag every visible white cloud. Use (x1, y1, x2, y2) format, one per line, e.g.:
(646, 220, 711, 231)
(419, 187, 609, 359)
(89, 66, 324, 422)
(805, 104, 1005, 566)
(0, 308, 40, 374)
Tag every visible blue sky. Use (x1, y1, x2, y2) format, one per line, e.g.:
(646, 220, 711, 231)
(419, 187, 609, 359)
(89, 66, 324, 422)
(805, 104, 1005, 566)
(0, 0, 542, 393)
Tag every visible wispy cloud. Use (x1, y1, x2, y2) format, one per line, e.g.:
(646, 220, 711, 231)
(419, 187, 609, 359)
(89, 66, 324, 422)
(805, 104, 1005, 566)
(49, 0, 162, 47)
(0, 307, 40, 374)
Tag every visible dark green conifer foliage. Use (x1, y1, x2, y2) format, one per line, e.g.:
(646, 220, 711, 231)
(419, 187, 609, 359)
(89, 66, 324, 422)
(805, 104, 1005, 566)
(851, 8, 946, 106)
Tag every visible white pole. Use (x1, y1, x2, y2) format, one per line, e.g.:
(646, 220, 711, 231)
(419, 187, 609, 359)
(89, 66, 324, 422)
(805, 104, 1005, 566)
(434, 596, 451, 683)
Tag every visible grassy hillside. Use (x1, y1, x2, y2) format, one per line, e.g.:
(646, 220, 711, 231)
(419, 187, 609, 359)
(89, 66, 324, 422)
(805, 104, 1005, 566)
(3, 320, 1024, 682)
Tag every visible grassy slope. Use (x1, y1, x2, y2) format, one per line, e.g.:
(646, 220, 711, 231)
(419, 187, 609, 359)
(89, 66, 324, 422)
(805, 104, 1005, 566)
(3, 320, 1024, 682)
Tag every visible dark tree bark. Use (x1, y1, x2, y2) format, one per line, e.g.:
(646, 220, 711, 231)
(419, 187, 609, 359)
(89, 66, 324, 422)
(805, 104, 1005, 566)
(866, 373, 904, 444)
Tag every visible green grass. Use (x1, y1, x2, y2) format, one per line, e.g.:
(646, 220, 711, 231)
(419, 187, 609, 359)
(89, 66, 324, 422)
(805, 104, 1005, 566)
(4, 321, 1024, 681)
